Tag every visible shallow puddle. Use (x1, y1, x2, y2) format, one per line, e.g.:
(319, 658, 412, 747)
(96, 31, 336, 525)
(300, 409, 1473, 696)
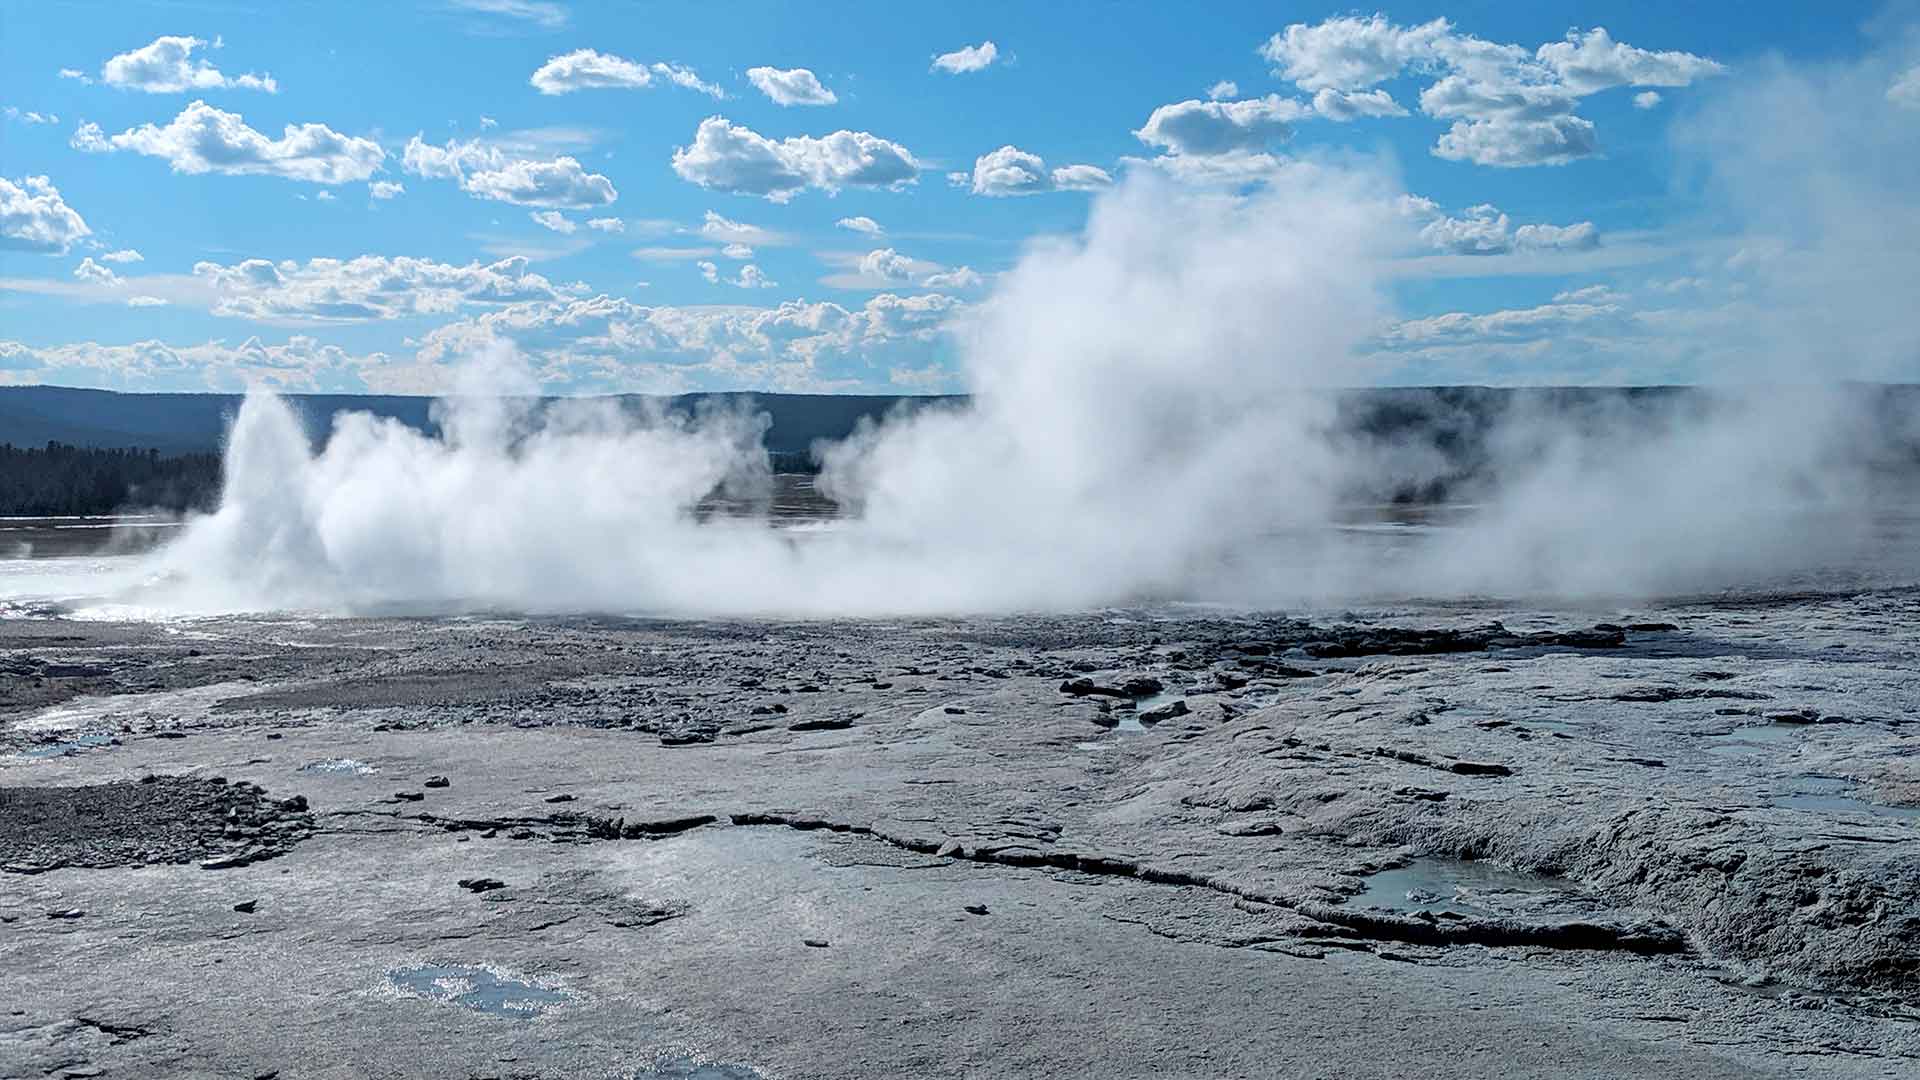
(634, 1059, 765, 1080)
(18, 733, 115, 759)
(1774, 777, 1920, 823)
(1702, 722, 1804, 756)
(1355, 858, 1571, 916)
(387, 964, 569, 1016)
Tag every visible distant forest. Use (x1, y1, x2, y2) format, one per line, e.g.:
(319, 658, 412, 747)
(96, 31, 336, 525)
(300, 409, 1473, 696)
(0, 443, 222, 517)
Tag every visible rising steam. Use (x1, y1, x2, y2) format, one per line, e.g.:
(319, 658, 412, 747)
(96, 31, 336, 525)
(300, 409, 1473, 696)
(38, 42, 1920, 617)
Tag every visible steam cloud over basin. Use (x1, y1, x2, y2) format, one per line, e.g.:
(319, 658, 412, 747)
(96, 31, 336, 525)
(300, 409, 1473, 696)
(68, 172, 1920, 617)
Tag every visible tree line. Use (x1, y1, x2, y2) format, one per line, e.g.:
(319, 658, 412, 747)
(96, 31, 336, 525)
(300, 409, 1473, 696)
(0, 443, 223, 516)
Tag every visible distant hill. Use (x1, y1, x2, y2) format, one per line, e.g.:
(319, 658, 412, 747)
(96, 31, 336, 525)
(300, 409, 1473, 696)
(0, 386, 963, 457)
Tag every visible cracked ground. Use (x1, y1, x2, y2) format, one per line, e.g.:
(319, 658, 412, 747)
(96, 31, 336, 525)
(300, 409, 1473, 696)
(3, 595, 1918, 1078)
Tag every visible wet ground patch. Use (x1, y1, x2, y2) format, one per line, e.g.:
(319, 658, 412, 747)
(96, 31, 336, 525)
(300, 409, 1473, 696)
(1354, 858, 1585, 918)
(386, 964, 570, 1017)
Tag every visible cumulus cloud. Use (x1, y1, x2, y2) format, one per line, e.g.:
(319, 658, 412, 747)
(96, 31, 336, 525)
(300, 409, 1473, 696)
(829, 248, 980, 292)
(403, 135, 616, 208)
(932, 41, 998, 74)
(1634, 90, 1663, 109)
(101, 248, 144, 264)
(670, 117, 919, 201)
(0, 176, 92, 254)
(587, 217, 625, 232)
(1409, 201, 1600, 255)
(1134, 94, 1308, 156)
(5, 108, 59, 124)
(836, 215, 883, 236)
(1536, 28, 1725, 94)
(1260, 15, 1722, 167)
(964, 145, 1113, 196)
(747, 66, 837, 105)
(72, 101, 384, 184)
(192, 254, 576, 321)
(74, 256, 121, 285)
(529, 209, 575, 233)
(1207, 80, 1239, 100)
(1312, 87, 1407, 121)
(100, 35, 277, 93)
(859, 247, 915, 281)
(529, 49, 722, 97)
(733, 264, 776, 289)
(0, 335, 384, 392)
(370, 180, 405, 199)
(406, 292, 962, 392)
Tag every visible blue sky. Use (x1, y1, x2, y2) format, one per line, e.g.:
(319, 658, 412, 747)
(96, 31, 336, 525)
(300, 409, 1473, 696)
(2, 1, 1917, 394)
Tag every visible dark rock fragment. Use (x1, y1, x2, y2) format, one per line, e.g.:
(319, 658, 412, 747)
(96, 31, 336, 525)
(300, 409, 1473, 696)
(789, 717, 853, 732)
(457, 877, 507, 893)
(233, 900, 258, 914)
(964, 904, 990, 916)
(424, 776, 450, 788)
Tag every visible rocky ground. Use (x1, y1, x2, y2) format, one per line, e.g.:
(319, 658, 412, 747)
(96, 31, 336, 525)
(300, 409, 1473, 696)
(2, 591, 1918, 1079)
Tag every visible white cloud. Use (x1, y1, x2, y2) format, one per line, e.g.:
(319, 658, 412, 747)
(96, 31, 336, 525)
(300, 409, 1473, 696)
(1410, 201, 1600, 255)
(963, 145, 1112, 196)
(698, 209, 783, 247)
(5, 108, 59, 125)
(74, 256, 121, 285)
(650, 62, 725, 98)
(1261, 15, 1722, 167)
(1634, 90, 1663, 110)
(370, 180, 405, 199)
(1891, 66, 1920, 110)
(100, 35, 277, 94)
(670, 117, 919, 201)
(1380, 299, 1633, 348)
(0, 335, 384, 392)
(1207, 80, 1239, 101)
(528, 49, 722, 97)
(1513, 221, 1600, 252)
(1432, 114, 1597, 168)
(1134, 95, 1307, 156)
(101, 248, 143, 264)
(314, 189, 337, 202)
(747, 66, 837, 106)
(480, 115, 499, 129)
(932, 41, 998, 74)
(403, 135, 616, 208)
(126, 295, 169, 307)
(921, 266, 983, 290)
(1260, 14, 1454, 91)
(192, 254, 576, 321)
(1312, 87, 1407, 121)
(587, 217, 624, 232)
(529, 209, 575, 233)
(733, 264, 776, 289)
(73, 101, 384, 184)
(448, 0, 568, 31)
(58, 69, 91, 85)
(722, 242, 753, 260)
(529, 48, 650, 93)
(1535, 28, 1725, 94)
(405, 292, 963, 393)
(836, 215, 883, 236)
(696, 260, 719, 283)
(859, 247, 915, 281)
(0, 175, 92, 255)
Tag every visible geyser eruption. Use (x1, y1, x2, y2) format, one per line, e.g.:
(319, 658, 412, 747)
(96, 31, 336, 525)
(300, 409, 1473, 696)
(123, 158, 1910, 617)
